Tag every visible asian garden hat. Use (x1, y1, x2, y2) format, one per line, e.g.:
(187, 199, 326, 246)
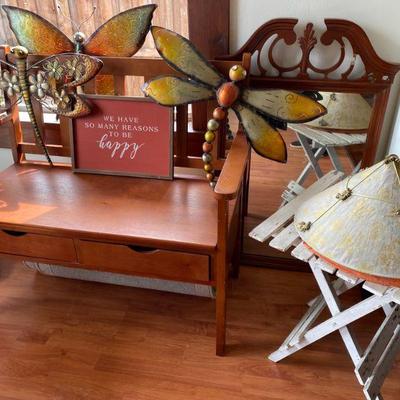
(294, 155, 400, 284)
(306, 92, 372, 132)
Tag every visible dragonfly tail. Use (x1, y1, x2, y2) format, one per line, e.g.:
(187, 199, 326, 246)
(23, 93, 53, 166)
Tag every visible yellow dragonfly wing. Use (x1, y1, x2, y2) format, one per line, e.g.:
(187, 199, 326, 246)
(241, 89, 327, 123)
(233, 103, 287, 163)
(142, 76, 215, 106)
(151, 26, 225, 88)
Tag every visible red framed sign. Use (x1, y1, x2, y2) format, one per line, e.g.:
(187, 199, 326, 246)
(70, 95, 174, 179)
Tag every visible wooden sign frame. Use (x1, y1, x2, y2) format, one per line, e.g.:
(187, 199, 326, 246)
(69, 95, 174, 180)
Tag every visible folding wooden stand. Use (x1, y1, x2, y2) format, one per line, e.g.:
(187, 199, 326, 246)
(250, 172, 400, 400)
(281, 124, 367, 204)
(289, 124, 366, 180)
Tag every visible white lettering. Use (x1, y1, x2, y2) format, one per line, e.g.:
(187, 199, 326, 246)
(96, 133, 144, 160)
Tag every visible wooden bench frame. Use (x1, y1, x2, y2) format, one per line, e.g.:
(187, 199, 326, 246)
(0, 48, 252, 356)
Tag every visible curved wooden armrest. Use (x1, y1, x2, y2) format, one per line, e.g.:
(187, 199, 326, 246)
(214, 130, 250, 201)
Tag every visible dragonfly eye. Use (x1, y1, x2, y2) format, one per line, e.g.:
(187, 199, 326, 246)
(229, 65, 247, 82)
(11, 46, 28, 58)
(73, 31, 86, 44)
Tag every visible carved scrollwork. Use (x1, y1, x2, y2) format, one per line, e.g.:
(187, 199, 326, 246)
(222, 19, 400, 85)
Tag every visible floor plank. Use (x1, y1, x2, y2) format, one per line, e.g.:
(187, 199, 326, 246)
(0, 258, 398, 400)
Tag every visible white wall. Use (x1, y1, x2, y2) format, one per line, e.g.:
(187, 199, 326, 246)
(230, 0, 400, 159)
(390, 109, 400, 154)
(0, 148, 12, 171)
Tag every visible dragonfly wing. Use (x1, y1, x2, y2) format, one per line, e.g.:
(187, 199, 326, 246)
(2, 5, 74, 54)
(241, 89, 327, 123)
(233, 103, 287, 163)
(39, 94, 91, 118)
(84, 5, 156, 57)
(151, 26, 225, 88)
(35, 53, 103, 88)
(0, 68, 22, 110)
(32, 54, 102, 118)
(142, 76, 215, 106)
(45, 94, 91, 118)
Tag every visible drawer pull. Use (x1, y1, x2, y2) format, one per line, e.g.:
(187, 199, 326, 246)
(2, 229, 27, 237)
(127, 245, 158, 254)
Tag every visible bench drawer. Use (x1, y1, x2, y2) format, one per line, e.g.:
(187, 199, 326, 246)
(0, 229, 77, 262)
(77, 240, 210, 283)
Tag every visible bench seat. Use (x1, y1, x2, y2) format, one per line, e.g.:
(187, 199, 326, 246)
(0, 164, 219, 254)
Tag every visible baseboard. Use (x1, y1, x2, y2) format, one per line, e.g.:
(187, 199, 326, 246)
(240, 252, 309, 272)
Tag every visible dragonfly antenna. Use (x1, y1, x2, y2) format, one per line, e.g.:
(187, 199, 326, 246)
(77, 6, 97, 31)
(56, 3, 97, 33)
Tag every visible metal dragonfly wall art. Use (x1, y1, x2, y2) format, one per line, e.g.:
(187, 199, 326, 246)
(0, 46, 102, 165)
(1, 4, 157, 165)
(3, 4, 157, 56)
(143, 27, 327, 187)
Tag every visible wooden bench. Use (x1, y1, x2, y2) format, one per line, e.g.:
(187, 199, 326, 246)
(0, 49, 251, 356)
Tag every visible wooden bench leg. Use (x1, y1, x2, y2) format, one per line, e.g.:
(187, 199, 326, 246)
(216, 259, 227, 356)
(216, 199, 229, 356)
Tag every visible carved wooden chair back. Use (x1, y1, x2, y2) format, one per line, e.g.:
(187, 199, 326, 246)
(219, 19, 400, 166)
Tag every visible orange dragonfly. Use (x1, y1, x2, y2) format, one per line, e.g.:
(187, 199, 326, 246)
(3, 5, 156, 56)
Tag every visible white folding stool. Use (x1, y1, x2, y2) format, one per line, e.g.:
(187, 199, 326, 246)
(285, 123, 366, 191)
(250, 170, 400, 400)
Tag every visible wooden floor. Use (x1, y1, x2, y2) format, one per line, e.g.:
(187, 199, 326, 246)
(0, 258, 398, 400)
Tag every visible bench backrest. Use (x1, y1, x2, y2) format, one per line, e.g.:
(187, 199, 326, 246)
(1, 47, 249, 171)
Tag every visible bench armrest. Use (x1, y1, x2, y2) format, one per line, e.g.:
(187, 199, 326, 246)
(214, 130, 250, 201)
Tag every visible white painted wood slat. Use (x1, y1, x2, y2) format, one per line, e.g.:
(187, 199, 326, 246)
(290, 124, 340, 146)
(291, 125, 367, 147)
(250, 170, 344, 242)
(269, 223, 301, 252)
(330, 132, 367, 145)
(314, 258, 337, 275)
(315, 131, 350, 146)
(363, 325, 400, 400)
(393, 289, 400, 305)
(288, 180, 305, 196)
(291, 243, 314, 262)
(336, 269, 363, 285)
(363, 282, 390, 296)
(355, 306, 400, 385)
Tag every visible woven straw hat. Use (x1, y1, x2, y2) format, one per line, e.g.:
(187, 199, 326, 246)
(294, 155, 400, 283)
(306, 92, 372, 132)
